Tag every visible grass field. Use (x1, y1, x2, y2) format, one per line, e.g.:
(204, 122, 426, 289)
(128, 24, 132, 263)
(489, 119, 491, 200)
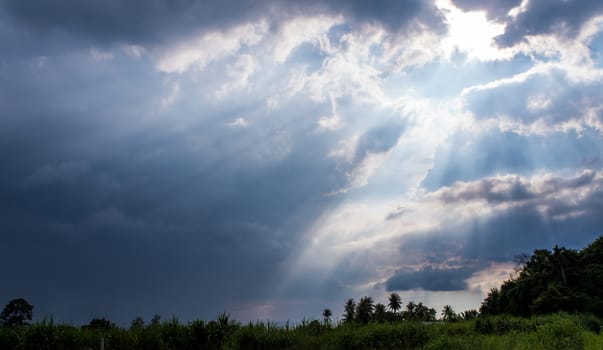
(1, 313, 602, 349)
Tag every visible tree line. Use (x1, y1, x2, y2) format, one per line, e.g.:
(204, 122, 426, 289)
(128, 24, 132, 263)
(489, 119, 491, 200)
(322, 294, 477, 326)
(480, 236, 603, 317)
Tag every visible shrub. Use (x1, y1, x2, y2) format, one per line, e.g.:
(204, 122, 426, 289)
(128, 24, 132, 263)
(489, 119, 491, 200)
(225, 323, 294, 350)
(578, 313, 602, 334)
(536, 315, 584, 350)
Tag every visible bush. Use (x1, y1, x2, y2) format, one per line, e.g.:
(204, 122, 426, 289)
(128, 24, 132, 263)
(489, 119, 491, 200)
(536, 315, 584, 350)
(475, 315, 534, 335)
(423, 335, 472, 350)
(578, 313, 602, 334)
(0, 326, 21, 350)
(225, 323, 294, 350)
(332, 322, 430, 350)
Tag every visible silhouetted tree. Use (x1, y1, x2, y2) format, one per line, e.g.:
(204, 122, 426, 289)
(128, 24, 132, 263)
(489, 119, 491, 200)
(580, 236, 603, 315)
(343, 298, 356, 324)
(356, 296, 374, 325)
(150, 314, 161, 326)
(130, 316, 144, 329)
(322, 308, 332, 326)
(480, 288, 502, 315)
(404, 301, 417, 321)
(374, 303, 387, 323)
(0, 298, 33, 327)
(441, 305, 458, 322)
(83, 318, 115, 330)
(460, 309, 479, 320)
(387, 293, 402, 314)
(415, 302, 436, 322)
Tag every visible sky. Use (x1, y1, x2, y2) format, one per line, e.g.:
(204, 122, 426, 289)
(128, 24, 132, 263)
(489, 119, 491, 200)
(1, 0, 603, 325)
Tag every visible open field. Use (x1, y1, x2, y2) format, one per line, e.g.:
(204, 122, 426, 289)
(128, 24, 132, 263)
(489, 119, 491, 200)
(1, 313, 602, 350)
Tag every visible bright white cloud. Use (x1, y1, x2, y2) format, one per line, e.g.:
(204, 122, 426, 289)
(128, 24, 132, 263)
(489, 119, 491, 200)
(156, 21, 267, 74)
(526, 94, 552, 112)
(271, 15, 343, 63)
(507, 0, 530, 19)
(215, 54, 255, 98)
(286, 46, 385, 104)
(466, 262, 516, 295)
(227, 117, 250, 127)
(438, 0, 509, 61)
(316, 94, 342, 131)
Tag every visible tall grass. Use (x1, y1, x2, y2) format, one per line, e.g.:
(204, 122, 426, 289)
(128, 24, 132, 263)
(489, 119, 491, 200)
(0, 313, 601, 349)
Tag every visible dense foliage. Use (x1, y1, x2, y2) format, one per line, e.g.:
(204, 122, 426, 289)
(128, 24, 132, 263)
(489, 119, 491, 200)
(480, 236, 603, 317)
(0, 298, 33, 327)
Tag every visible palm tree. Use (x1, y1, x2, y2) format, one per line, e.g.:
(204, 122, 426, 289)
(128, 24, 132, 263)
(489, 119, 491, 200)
(343, 298, 356, 324)
(387, 293, 402, 320)
(374, 303, 387, 323)
(461, 309, 479, 320)
(405, 301, 417, 320)
(322, 308, 332, 326)
(415, 302, 426, 321)
(356, 296, 375, 325)
(441, 305, 457, 322)
(414, 302, 436, 322)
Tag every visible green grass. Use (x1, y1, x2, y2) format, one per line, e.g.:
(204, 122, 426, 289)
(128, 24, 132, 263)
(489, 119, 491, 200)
(0, 313, 601, 349)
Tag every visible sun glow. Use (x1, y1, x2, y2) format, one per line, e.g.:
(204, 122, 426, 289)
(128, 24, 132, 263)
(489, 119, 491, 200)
(437, 0, 509, 61)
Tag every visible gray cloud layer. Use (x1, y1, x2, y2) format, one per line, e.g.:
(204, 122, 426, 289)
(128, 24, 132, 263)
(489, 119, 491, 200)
(1, 0, 442, 45)
(0, 42, 350, 323)
(386, 266, 475, 291)
(452, 0, 520, 19)
(422, 128, 603, 190)
(499, 0, 603, 46)
(387, 170, 603, 293)
(354, 119, 406, 165)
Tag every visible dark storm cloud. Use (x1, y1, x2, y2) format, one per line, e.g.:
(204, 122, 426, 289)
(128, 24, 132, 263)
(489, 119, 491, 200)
(497, 0, 603, 46)
(0, 209, 291, 323)
(0, 119, 340, 323)
(385, 265, 476, 291)
(0, 45, 349, 323)
(0, 0, 442, 46)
